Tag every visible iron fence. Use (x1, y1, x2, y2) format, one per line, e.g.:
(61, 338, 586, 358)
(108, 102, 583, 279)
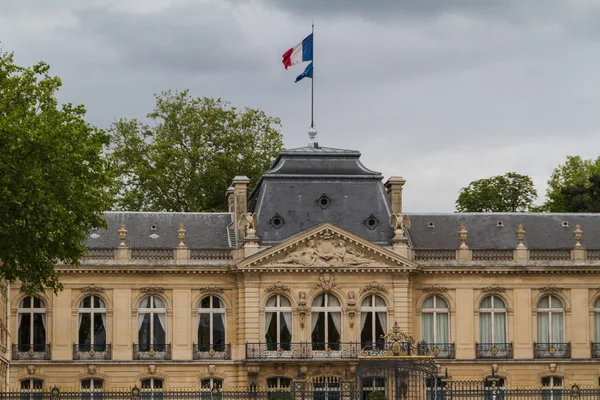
(73, 344, 111, 360)
(2, 385, 597, 400)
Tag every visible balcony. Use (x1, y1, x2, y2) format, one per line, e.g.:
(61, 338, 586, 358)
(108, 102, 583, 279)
(416, 342, 455, 359)
(133, 343, 171, 360)
(534, 342, 570, 358)
(193, 343, 231, 360)
(73, 344, 112, 360)
(12, 344, 51, 360)
(592, 342, 600, 358)
(476, 342, 512, 359)
(246, 342, 360, 360)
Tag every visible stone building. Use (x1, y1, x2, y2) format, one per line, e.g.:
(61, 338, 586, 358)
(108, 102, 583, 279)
(5, 144, 600, 395)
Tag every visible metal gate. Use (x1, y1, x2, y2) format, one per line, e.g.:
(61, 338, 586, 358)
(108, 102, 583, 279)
(356, 322, 439, 400)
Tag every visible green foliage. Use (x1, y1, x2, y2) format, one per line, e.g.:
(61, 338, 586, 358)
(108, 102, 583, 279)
(366, 391, 388, 400)
(0, 51, 112, 294)
(544, 155, 600, 212)
(109, 90, 283, 212)
(455, 172, 538, 212)
(560, 174, 600, 212)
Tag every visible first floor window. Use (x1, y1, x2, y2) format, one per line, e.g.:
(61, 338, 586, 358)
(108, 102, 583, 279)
(78, 295, 107, 352)
(542, 376, 563, 400)
(265, 295, 293, 350)
(267, 377, 292, 390)
(198, 296, 226, 352)
(537, 296, 564, 344)
(484, 377, 505, 400)
(81, 378, 104, 400)
(421, 295, 449, 344)
(141, 378, 163, 400)
(360, 295, 387, 349)
(479, 296, 507, 345)
(20, 379, 43, 400)
(361, 377, 386, 400)
(201, 378, 223, 390)
(17, 297, 46, 352)
(311, 293, 342, 350)
(138, 296, 166, 351)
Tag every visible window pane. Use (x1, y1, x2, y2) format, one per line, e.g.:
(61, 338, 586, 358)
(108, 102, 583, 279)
(140, 297, 152, 308)
(33, 298, 43, 308)
(361, 313, 373, 344)
(423, 297, 434, 309)
(311, 313, 325, 345)
(201, 297, 211, 308)
(33, 313, 46, 347)
(198, 313, 210, 345)
(153, 379, 163, 389)
(213, 297, 222, 308)
(82, 296, 92, 308)
(279, 296, 291, 307)
(551, 296, 563, 309)
(201, 379, 211, 388)
(328, 295, 340, 307)
(361, 297, 372, 307)
(538, 296, 549, 309)
(435, 296, 448, 309)
(153, 297, 165, 309)
(327, 313, 341, 345)
(94, 380, 104, 390)
(213, 313, 225, 348)
(421, 313, 434, 343)
(21, 380, 31, 390)
(138, 313, 151, 348)
(79, 313, 92, 345)
(82, 379, 92, 390)
(32, 380, 43, 390)
(481, 297, 492, 308)
(265, 312, 277, 345)
(94, 313, 107, 346)
(595, 298, 600, 309)
(493, 296, 506, 309)
(480, 313, 492, 342)
(153, 313, 166, 345)
(141, 379, 152, 389)
(436, 313, 449, 343)
(312, 294, 324, 307)
(374, 296, 386, 307)
(279, 313, 292, 343)
(21, 297, 31, 308)
(18, 314, 31, 346)
(94, 296, 105, 308)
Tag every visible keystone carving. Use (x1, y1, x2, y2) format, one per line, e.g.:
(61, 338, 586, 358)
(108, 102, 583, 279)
(208, 365, 216, 375)
(540, 285, 564, 294)
(140, 285, 164, 295)
(359, 282, 388, 294)
(81, 284, 106, 294)
(148, 364, 156, 375)
(199, 285, 224, 294)
(317, 273, 336, 291)
(422, 285, 448, 294)
(27, 365, 36, 375)
(87, 365, 97, 375)
(346, 291, 357, 328)
(481, 284, 506, 293)
(273, 364, 285, 375)
(264, 281, 290, 293)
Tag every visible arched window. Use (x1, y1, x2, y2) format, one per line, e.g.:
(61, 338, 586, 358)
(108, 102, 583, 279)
(17, 297, 46, 353)
(360, 295, 387, 349)
(141, 378, 163, 400)
(78, 296, 107, 353)
(265, 295, 292, 350)
(479, 295, 507, 344)
(537, 295, 564, 344)
(198, 296, 226, 352)
(81, 378, 104, 400)
(311, 293, 342, 351)
(267, 377, 291, 390)
(421, 296, 449, 344)
(201, 378, 223, 389)
(138, 296, 166, 352)
(593, 298, 600, 344)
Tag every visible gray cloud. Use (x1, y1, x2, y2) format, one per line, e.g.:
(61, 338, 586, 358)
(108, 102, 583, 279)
(1, 0, 599, 212)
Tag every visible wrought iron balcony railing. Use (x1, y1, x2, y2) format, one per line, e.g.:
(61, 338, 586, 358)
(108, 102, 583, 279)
(476, 342, 512, 359)
(534, 342, 570, 358)
(246, 342, 360, 359)
(592, 342, 600, 358)
(133, 343, 171, 360)
(193, 343, 231, 360)
(73, 343, 112, 360)
(416, 342, 455, 359)
(12, 344, 51, 360)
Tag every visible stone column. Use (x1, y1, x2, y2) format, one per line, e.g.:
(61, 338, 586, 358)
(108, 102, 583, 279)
(391, 272, 412, 334)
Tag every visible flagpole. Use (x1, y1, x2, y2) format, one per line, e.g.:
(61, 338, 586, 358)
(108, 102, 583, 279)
(311, 22, 314, 129)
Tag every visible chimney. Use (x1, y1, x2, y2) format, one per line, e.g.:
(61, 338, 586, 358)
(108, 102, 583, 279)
(385, 176, 406, 214)
(231, 176, 250, 241)
(226, 186, 235, 212)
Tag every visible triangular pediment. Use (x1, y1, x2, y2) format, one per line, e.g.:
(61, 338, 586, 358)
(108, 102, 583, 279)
(237, 222, 417, 269)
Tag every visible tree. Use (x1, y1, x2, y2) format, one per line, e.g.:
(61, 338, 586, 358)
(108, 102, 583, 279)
(455, 172, 538, 212)
(544, 155, 600, 212)
(560, 174, 600, 213)
(109, 90, 283, 212)
(366, 391, 388, 400)
(0, 51, 112, 294)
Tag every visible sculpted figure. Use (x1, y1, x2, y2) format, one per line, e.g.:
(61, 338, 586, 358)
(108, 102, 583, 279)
(389, 213, 411, 236)
(281, 239, 321, 266)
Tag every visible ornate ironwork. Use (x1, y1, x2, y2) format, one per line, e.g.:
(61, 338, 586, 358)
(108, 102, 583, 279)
(73, 344, 111, 360)
(193, 343, 231, 360)
(476, 342, 512, 359)
(417, 342, 455, 359)
(245, 342, 359, 359)
(133, 343, 171, 360)
(12, 344, 51, 360)
(534, 342, 570, 358)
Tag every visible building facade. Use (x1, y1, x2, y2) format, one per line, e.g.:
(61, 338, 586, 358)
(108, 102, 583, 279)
(5, 146, 600, 394)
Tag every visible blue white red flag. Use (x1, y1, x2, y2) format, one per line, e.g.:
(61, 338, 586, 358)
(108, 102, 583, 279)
(282, 34, 313, 70)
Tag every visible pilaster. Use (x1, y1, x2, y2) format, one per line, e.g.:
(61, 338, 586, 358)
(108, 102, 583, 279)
(391, 272, 412, 334)
(172, 289, 191, 360)
(513, 288, 532, 359)
(112, 289, 131, 360)
(51, 288, 71, 360)
(455, 289, 474, 359)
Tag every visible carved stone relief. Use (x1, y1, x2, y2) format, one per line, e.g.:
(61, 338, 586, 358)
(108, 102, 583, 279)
(140, 285, 164, 295)
(317, 273, 336, 291)
(540, 285, 564, 294)
(87, 365, 97, 375)
(422, 285, 448, 294)
(264, 281, 290, 293)
(359, 282, 388, 294)
(298, 291, 308, 328)
(208, 365, 216, 375)
(346, 291, 357, 328)
(81, 284, 106, 294)
(481, 284, 506, 293)
(27, 365, 36, 375)
(148, 364, 156, 375)
(199, 285, 224, 294)
(275, 232, 384, 267)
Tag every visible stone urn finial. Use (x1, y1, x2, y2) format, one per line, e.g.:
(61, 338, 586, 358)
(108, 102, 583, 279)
(177, 222, 187, 247)
(118, 223, 128, 247)
(458, 225, 468, 249)
(516, 224, 526, 249)
(574, 224, 583, 247)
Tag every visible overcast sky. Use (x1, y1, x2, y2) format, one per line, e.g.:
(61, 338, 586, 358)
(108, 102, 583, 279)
(2, 0, 600, 212)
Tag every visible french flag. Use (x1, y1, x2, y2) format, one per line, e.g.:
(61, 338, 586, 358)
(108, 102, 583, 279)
(282, 33, 313, 69)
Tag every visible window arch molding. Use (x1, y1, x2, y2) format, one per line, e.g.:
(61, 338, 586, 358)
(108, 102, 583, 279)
(259, 291, 298, 310)
(306, 288, 347, 309)
(72, 291, 112, 311)
(357, 291, 393, 313)
(532, 291, 570, 314)
(13, 293, 51, 311)
(196, 373, 227, 384)
(137, 374, 168, 386)
(474, 292, 513, 314)
(193, 292, 233, 313)
(415, 292, 455, 314)
(589, 292, 600, 311)
(132, 292, 171, 311)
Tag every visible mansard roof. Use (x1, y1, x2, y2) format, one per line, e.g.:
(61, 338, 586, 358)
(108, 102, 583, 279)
(407, 213, 600, 250)
(87, 212, 235, 249)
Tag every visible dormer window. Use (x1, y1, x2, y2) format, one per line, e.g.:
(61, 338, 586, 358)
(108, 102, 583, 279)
(427, 222, 435, 228)
(561, 221, 569, 227)
(496, 221, 504, 227)
(269, 214, 285, 230)
(316, 193, 331, 210)
(364, 214, 379, 231)
(151, 225, 158, 231)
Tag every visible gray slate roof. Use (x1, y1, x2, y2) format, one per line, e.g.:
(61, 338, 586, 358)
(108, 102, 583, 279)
(407, 213, 600, 250)
(87, 212, 235, 249)
(249, 146, 395, 245)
